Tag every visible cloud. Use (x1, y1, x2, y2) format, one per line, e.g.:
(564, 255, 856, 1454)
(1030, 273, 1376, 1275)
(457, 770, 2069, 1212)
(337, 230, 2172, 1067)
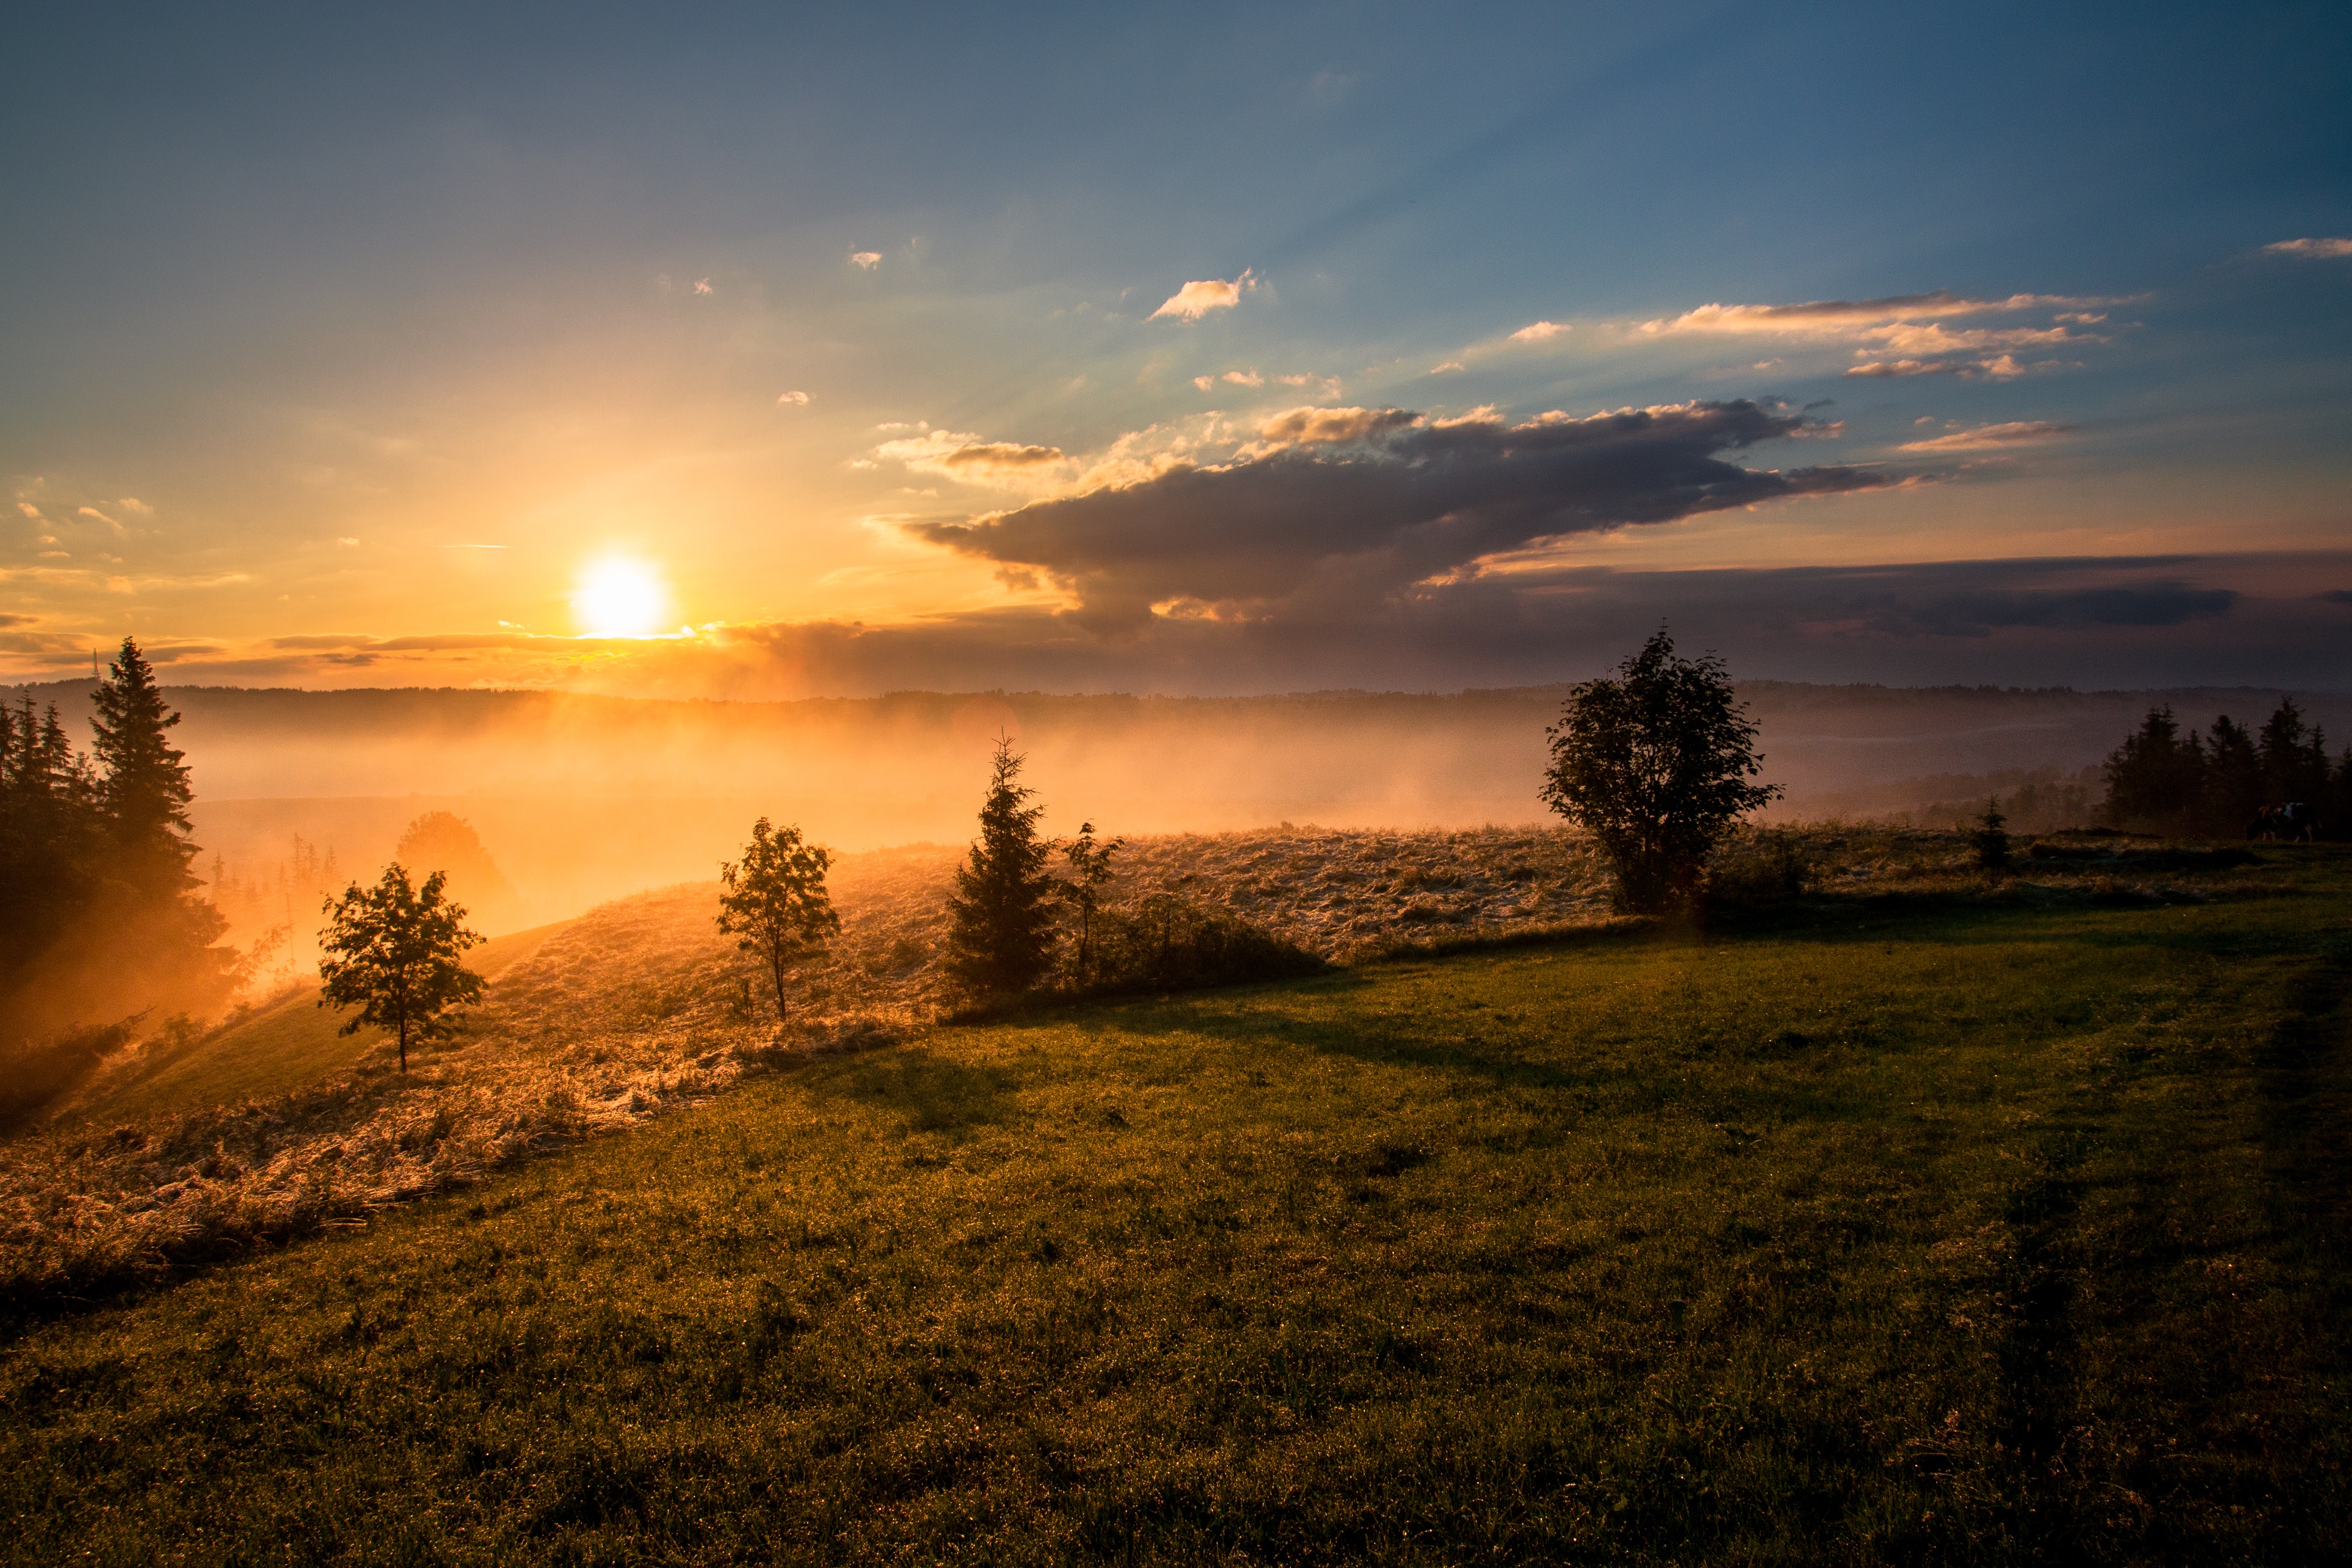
(1430, 361, 1465, 374)
(909, 400, 1887, 623)
(1898, 420, 2075, 453)
(1150, 270, 1257, 321)
(2262, 237, 2352, 259)
(1192, 376, 1215, 391)
(850, 250, 883, 269)
(1509, 321, 1568, 342)
(1643, 290, 2103, 335)
(336, 537, 360, 547)
(1845, 353, 2068, 381)
(1221, 369, 1264, 387)
(118, 498, 152, 515)
(874, 430, 1068, 485)
(77, 506, 120, 529)
(777, 390, 811, 406)
(2316, 589, 2352, 606)
(693, 278, 714, 295)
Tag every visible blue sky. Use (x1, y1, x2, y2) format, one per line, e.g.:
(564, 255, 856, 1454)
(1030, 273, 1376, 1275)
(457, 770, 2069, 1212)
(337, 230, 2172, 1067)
(4, 1, 2348, 693)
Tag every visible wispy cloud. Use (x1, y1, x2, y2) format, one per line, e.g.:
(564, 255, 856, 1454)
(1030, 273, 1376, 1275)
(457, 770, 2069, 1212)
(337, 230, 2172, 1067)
(849, 250, 883, 269)
(1642, 290, 2107, 335)
(874, 430, 1069, 485)
(1221, 369, 1263, 387)
(693, 278, 714, 295)
(1150, 269, 1257, 321)
(2262, 237, 2352, 259)
(777, 390, 811, 406)
(1898, 420, 2075, 452)
(118, 497, 153, 515)
(1509, 320, 1568, 342)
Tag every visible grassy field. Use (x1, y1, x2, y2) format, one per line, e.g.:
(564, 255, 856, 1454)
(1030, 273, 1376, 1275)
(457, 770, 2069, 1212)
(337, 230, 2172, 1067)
(3, 847, 2348, 1563)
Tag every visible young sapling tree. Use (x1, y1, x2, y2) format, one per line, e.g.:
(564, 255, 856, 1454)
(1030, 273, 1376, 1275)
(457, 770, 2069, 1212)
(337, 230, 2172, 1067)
(317, 864, 485, 1072)
(716, 818, 841, 1023)
(1059, 820, 1124, 988)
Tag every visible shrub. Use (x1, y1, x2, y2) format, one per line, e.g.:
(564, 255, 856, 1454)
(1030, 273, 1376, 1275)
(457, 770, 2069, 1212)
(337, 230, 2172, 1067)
(1703, 831, 1815, 911)
(1076, 895, 1323, 996)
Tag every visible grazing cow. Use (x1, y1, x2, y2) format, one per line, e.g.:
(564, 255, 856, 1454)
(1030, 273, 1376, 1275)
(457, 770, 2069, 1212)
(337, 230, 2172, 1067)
(2249, 803, 2318, 843)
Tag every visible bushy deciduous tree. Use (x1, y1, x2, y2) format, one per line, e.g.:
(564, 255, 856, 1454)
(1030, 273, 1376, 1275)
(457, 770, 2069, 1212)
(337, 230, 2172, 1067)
(318, 865, 485, 1072)
(397, 810, 523, 931)
(944, 737, 1059, 998)
(1540, 628, 1780, 913)
(716, 818, 840, 1020)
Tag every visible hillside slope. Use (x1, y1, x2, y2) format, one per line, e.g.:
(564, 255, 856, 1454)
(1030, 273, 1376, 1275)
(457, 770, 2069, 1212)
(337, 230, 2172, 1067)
(56, 919, 570, 1131)
(5, 846, 2347, 1562)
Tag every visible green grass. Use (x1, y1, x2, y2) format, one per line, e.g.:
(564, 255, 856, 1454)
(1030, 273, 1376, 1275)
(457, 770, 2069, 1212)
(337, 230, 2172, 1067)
(6, 857, 2350, 1564)
(60, 920, 569, 1129)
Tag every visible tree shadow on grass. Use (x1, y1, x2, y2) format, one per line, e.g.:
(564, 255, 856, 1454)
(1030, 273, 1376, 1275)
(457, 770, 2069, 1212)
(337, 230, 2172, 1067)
(806, 1047, 1022, 1136)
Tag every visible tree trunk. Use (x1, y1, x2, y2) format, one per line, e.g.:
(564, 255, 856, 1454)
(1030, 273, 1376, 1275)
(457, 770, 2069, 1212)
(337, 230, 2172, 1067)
(769, 948, 789, 1025)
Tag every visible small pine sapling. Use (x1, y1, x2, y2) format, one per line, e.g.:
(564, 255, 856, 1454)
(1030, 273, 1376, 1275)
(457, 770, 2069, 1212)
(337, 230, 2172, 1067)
(1972, 797, 2011, 871)
(717, 819, 841, 1023)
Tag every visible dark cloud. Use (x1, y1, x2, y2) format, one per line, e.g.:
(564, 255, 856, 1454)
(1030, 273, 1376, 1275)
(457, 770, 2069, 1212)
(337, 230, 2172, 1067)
(591, 554, 2341, 699)
(2316, 589, 2352, 606)
(911, 400, 1888, 622)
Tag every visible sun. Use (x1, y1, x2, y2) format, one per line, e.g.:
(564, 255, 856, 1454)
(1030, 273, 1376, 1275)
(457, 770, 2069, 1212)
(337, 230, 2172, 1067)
(575, 558, 668, 638)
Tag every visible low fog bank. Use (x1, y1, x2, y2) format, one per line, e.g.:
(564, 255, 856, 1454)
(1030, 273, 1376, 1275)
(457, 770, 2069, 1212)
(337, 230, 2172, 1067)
(11, 679, 2347, 937)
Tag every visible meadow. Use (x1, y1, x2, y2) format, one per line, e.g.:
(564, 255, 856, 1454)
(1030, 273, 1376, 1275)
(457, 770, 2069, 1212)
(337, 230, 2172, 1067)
(3, 836, 2346, 1563)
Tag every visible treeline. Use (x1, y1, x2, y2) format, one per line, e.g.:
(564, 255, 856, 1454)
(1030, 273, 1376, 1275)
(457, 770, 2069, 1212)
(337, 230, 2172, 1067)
(1, 641, 239, 1117)
(2099, 697, 2348, 837)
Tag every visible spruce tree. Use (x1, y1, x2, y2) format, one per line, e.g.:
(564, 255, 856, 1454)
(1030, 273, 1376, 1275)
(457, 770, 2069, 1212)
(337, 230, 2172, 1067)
(90, 636, 197, 888)
(943, 736, 1059, 998)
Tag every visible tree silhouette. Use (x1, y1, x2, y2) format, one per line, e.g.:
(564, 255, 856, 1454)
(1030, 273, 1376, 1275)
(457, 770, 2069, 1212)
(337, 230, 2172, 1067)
(944, 736, 1059, 997)
(90, 637, 197, 889)
(1540, 628, 1780, 913)
(716, 818, 840, 1021)
(318, 864, 485, 1072)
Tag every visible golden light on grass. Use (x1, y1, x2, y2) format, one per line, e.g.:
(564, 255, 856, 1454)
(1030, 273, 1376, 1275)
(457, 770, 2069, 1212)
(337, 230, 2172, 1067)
(574, 557, 668, 638)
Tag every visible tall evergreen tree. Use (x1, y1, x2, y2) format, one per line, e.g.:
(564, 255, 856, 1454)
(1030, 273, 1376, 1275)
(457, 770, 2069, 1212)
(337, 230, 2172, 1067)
(2100, 707, 2206, 832)
(89, 637, 198, 888)
(943, 737, 1059, 999)
(2203, 715, 2263, 833)
(2258, 697, 2331, 807)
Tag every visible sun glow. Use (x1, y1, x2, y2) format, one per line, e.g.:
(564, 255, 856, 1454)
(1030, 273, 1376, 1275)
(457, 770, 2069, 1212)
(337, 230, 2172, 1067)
(575, 558, 669, 638)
